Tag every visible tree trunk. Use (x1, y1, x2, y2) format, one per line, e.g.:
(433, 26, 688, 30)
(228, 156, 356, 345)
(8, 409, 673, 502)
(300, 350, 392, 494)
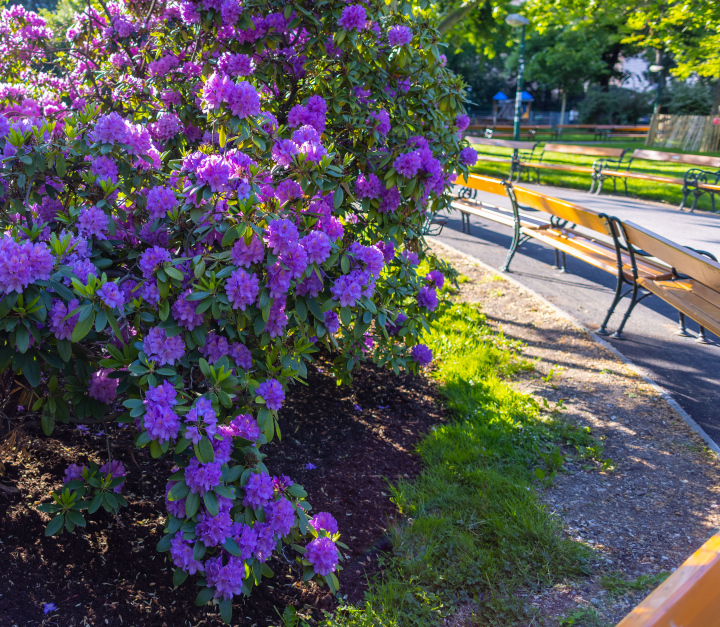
(712, 80, 720, 118)
(559, 90, 567, 126)
(438, 0, 486, 35)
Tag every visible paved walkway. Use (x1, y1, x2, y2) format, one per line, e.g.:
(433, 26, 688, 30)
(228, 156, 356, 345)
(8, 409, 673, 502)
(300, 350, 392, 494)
(432, 183, 720, 446)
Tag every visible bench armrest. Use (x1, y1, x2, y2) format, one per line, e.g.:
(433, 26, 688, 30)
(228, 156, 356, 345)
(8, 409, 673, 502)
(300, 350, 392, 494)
(684, 168, 720, 184)
(593, 157, 625, 172)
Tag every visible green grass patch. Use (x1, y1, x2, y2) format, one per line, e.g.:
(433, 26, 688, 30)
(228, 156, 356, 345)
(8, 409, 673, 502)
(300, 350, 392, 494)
(469, 142, 720, 212)
(600, 571, 670, 597)
(324, 303, 601, 627)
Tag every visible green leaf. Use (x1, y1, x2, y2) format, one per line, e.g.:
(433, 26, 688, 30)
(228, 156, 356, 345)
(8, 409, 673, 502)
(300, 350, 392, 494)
(57, 339, 72, 362)
(66, 510, 86, 527)
(168, 480, 189, 501)
(88, 493, 103, 514)
(45, 515, 65, 536)
(173, 568, 189, 587)
(185, 492, 200, 518)
(41, 412, 55, 436)
(71, 311, 95, 342)
(56, 153, 66, 177)
(333, 186, 344, 209)
(223, 538, 242, 557)
(15, 326, 29, 354)
(196, 436, 215, 463)
(218, 598, 232, 623)
(156, 533, 174, 552)
(203, 491, 219, 517)
(195, 586, 215, 606)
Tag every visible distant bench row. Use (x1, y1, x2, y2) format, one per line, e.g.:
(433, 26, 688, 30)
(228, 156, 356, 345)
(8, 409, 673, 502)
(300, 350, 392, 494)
(466, 137, 720, 212)
(465, 124, 649, 141)
(452, 173, 720, 342)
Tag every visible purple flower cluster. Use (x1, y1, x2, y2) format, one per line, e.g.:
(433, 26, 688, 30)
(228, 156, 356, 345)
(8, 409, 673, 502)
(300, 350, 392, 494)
(202, 72, 260, 119)
(356, 173, 383, 199)
(324, 311, 340, 334)
(266, 298, 288, 338)
(411, 344, 433, 366)
(257, 378, 285, 410)
(310, 512, 339, 534)
(143, 327, 185, 365)
(456, 114, 470, 132)
(417, 286, 438, 311)
(287, 95, 327, 134)
(64, 463, 86, 483)
(243, 471, 274, 508)
(426, 270, 445, 288)
(305, 537, 339, 576)
(231, 235, 264, 267)
(265, 218, 298, 255)
(227, 413, 261, 440)
(152, 113, 183, 141)
(387, 312, 407, 335)
(100, 459, 126, 493)
(143, 382, 181, 443)
(349, 243, 384, 275)
(388, 25, 412, 47)
(172, 290, 204, 330)
(184, 397, 217, 445)
(459, 146, 478, 166)
(196, 497, 234, 546)
(77, 206, 109, 240)
(0, 238, 54, 294)
(146, 186, 177, 220)
(338, 4, 366, 30)
(139, 246, 171, 278)
(49, 298, 79, 340)
(266, 497, 296, 536)
(170, 535, 204, 574)
(88, 369, 118, 403)
(90, 155, 118, 183)
(205, 555, 245, 599)
(185, 457, 223, 494)
(217, 52, 254, 76)
(226, 268, 259, 310)
(97, 282, 125, 309)
(368, 109, 391, 135)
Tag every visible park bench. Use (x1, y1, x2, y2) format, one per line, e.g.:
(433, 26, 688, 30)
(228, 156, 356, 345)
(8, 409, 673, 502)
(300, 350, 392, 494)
(517, 144, 626, 185)
(598, 125, 649, 141)
(617, 531, 720, 627)
(464, 137, 538, 178)
(466, 125, 553, 141)
(592, 149, 720, 211)
(452, 174, 660, 334)
(610, 220, 720, 341)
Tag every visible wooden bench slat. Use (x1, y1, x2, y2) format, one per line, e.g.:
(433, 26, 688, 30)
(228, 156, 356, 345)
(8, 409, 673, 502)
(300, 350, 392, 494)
(523, 229, 621, 275)
(466, 137, 537, 151)
(617, 532, 720, 627)
(623, 221, 720, 292)
(542, 143, 626, 158)
(454, 174, 508, 198)
(631, 149, 720, 168)
(518, 162, 595, 174)
(512, 186, 610, 234)
(600, 170, 685, 185)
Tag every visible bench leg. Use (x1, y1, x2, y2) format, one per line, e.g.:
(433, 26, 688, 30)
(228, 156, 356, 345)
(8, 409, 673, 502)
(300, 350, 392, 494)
(677, 312, 691, 337)
(552, 250, 567, 272)
(689, 191, 700, 213)
(612, 283, 640, 339)
(598, 275, 625, 336)
(697, 326, 710, 344)
(679, 187, 690, 211)
(500, 225, 523, 273)
(596, 177, 605, 196)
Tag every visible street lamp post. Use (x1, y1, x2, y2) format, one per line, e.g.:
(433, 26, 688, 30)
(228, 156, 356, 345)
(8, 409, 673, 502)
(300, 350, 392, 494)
(506, 13, 530, 176)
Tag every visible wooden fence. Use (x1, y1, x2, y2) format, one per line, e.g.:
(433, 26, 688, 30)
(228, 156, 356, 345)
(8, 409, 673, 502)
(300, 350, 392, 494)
(646, 114, 720, 153)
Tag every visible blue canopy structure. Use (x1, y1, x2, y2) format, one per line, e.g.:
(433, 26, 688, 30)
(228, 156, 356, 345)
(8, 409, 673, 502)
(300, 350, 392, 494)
(520, 91, 534, 101)
(492, 91, 508, 101)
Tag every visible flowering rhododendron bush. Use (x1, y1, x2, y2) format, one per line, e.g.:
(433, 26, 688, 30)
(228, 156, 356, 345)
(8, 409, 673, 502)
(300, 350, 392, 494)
(0, 0, 476, 620)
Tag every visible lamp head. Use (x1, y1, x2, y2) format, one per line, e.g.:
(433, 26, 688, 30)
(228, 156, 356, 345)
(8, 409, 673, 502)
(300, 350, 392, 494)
(506, 13, 530, 27)
(649, 64, 664, 73)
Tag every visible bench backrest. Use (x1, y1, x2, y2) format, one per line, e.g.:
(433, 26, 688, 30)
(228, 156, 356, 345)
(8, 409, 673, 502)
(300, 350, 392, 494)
(512, 185, 611, 235)
(543, 144, 626, 158)
(631, 149, 720, 168)
(556, 125, 596, 129)
(466, 137, 538, 151)
(622, 221, 720, 291)
(455, 174, 508, 198)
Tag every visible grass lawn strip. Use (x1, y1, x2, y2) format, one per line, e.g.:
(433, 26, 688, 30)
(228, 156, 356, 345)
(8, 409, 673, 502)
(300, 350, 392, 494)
(468, 141, 720, 211)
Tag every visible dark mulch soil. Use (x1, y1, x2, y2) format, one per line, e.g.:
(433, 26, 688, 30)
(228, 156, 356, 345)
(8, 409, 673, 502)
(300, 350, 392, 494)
(0, 361, 444, 627)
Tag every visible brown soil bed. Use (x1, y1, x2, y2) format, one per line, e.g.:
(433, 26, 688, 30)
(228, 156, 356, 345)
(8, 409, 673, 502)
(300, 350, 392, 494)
(0, 361, 444, 627)
(431, 240, 720, 626)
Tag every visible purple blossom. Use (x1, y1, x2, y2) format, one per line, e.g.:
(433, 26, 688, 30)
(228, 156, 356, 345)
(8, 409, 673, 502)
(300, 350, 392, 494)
(267, 263, 292, 298)
(292, 125, 320, 144)
(196, 507, 233, 546)
(271, 139, 300, 167)
(152, 113, 183, 141)
(417, 286, 438, 311)
(257, 378, 285, 410)
(146, 186, 177, 220)
(100, 459, 126, 493)
(305, 462, 316, 470)
(253, 522, 276, 562)
(331, 274, 362, 307)
(459, 146, 478, 166)
(300, 231, 332, 265)
(394, 150, 422, 178)
(229, 343, 252, 369)
(319, 216, 344, 240)
(165, 482, 186, 518)
(217, 52, 254, 76)
(226, 268, 260, 310)
(324, 311, 340, 334)
(184, 397, 217, 445)
(243, 472, 274, 508)
(275, 179, 303, 205)
(379, 186, 401, 213)
(310, 512, 339, 535)
(306, 537, 339, 576)
(387, 312, 407, 335)
(143, 403, 181, 443)
(77, 206, 109, 240)
(170, 535, 203, 575)
(88, 370, 118, 404)
(377, 241, 396, 263)
(369, 109, 391, 135)
(97, 282, 125, 309)
(230, 234, 264, 267)
(172, 290, 204, 330)
(93, 112, 129, 144)
(280, 245, 307, 279)
(90, 155, 118, 183)
(411, 344, 433, 366)
(49, 298, 79, 340)
(388, 25, 413, 47)
(143, 327, 185, 365)
(287, 96, 327, 134)
(43, 603, 57, 615)
(265, 219, 298, 255)
(64, 463, 86, 483)
(266, 498, 296, 536)
(234, 523, 258, 559)
(338, 4, 367, 30)
(228, 81, 261, 117)
(229, 413, 261, 440)
(201, 332, 229, 363)
(139, 246, 171, 279)
(456, 114, 470, 132)
(266, 297, 289, 338)
(426, 270, 445, 288)
(196, 155, 231, 191)
(185, 458, 223, 495)
(356, 173, 383, 199)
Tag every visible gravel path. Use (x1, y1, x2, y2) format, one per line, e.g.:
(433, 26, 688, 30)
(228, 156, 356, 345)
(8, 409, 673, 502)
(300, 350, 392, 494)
(432, 240, 720, 626)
